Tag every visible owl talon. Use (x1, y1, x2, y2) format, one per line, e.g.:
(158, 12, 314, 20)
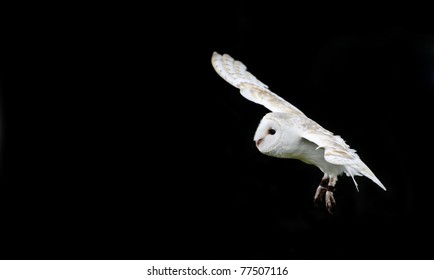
(314, 186, 327, 205)
(325, 190, 336, 213)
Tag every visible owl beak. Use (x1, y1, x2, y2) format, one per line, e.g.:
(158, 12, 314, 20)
(256, 138, 263, 147)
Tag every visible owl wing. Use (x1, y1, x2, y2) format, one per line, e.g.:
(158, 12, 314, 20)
(211, 52, 305, 116)
(297, 118, 359, 165)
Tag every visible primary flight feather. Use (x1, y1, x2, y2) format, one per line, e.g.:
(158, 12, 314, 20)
(211, 52, 386, 213)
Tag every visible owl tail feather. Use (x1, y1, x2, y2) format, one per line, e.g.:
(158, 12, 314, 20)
(345, 161, 386, 191)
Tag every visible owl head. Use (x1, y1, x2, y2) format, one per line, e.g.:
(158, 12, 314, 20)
(253, 112, 301, 158)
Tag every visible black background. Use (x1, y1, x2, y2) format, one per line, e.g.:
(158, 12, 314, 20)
(1, 2, 434, 259)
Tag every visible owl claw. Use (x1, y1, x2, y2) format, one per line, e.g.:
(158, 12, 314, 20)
(313, 176, 337, 213)
(314, 186, 327, 205)
(325, 191, 336, 213)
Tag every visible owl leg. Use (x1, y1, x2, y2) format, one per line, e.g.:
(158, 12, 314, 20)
(325, 176, 337, 213)
(313, 174, 329, 205)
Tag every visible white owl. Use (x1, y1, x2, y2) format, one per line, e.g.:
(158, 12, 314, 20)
(211, 52, 386, 213)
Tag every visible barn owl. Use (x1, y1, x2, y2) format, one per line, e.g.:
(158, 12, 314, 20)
(211, 52, 386, 213)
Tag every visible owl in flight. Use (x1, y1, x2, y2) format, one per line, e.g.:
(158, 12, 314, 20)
(211, 52, 386, 213)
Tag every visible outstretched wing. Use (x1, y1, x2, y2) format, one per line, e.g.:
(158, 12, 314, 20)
(211, 52, 305, 116)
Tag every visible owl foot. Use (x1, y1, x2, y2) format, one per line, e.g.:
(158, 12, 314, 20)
(314, 186, 327, 205)
(313, 177, 329, 205)
(314, 176, 337, 213)
(325, 190, 336, 214)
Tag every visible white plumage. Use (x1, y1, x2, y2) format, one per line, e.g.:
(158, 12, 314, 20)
(211, 52, 386, 213)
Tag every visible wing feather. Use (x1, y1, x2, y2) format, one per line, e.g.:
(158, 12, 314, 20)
(297, 118, 359, 165)
(212, 52, 304, 115)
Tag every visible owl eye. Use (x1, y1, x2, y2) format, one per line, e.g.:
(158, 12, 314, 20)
(268, 128, 276, 135)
